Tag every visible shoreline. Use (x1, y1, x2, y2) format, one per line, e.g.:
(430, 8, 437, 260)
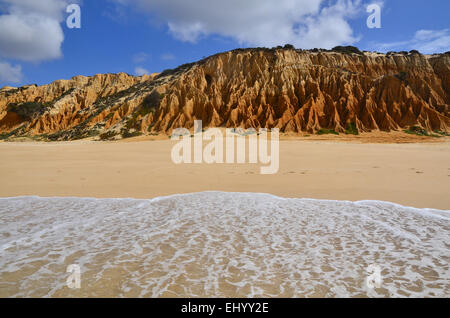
(1, 191, 449, 213)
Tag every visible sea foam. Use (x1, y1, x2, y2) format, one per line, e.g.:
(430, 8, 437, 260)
(0, 192, 448, 297)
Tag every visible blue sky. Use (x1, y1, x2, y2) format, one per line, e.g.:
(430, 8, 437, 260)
(0, 0, 449, 87)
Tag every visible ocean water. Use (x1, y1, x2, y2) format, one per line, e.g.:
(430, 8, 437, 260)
(0, 192, 449, 298)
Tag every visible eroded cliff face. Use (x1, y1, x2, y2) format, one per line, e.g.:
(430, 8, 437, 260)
(1, 49, 449, 140)
(0, 73, 153, 139)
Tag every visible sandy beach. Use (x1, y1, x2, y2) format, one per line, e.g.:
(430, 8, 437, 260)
(1, 136, 449, 298)
(1, 0, 449, 301)
(1, 134, 449, 210)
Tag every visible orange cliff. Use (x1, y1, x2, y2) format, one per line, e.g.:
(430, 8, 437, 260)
(0, 48, 449, 141)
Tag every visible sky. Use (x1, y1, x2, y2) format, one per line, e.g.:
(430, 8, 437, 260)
(0, 0, 449, 87)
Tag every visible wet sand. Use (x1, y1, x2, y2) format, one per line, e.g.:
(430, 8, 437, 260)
(1, 193, 448, 298)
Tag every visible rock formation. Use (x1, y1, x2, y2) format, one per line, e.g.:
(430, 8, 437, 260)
(1, 48, 449, 140)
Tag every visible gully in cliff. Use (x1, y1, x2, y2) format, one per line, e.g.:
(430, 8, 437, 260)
(171, 120, 279, 175)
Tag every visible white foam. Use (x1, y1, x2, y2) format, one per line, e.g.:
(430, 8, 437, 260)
(0, 192, 448, 298)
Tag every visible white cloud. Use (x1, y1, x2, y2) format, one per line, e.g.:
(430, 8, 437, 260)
(0, 0, 68, 62)
(132, 52, 150, 63)
(115, 0, 363, 49)
(134, 66, 149, 76)
(376, 29, 450, 54)
(414, 30, 450, 53)
(0, 61, 23, 83)
(161, 53, 175, 60)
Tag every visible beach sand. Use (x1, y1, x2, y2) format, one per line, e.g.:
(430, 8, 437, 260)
(0, 134, 449, 210)
(1, 134, 449, 298)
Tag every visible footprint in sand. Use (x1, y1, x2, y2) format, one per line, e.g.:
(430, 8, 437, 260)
(416, 171, 424, 174)
(284, 171, 306, 175)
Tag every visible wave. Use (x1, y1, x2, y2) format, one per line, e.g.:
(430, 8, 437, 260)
(0, 192, 449, 298)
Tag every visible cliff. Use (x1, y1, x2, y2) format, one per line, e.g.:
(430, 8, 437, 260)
(1, 48, 449, 141)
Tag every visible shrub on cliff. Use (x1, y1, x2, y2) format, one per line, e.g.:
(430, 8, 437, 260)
(99, 131, 118, 140)
(404, 126, 428, 136)
(7, 102, 52, 120)
(0, 132, 12, 140)
(345, 123, 359, 135)
(157, 62, 196, 79)
(317, 129, 339, 135)
(395, 72, 408, 82)
(121, 129, 143, 139)
(331, 46, 363, 55)
(142, 91, 163, 115)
